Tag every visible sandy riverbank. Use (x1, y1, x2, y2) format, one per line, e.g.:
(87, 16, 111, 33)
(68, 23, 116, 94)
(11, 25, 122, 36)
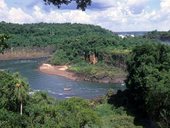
(39, 63, 126, 84)
(39, 64, 78, 80)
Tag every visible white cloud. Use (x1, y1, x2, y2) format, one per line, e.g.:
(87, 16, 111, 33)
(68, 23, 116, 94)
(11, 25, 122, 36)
(0, 0, 9, 21)
(8, 8, 33, 23)
(127, 0, 148, 6)
(126, 0, 149, 14)
(32, 6, 44, 22)
(0, 0, 170, 31)
(160, 0, 170, 9)
(64, 10, 91, 23)
(0, 0, 7, 9)
(31, 5, 91, 23)
(92, 0, 116, 6)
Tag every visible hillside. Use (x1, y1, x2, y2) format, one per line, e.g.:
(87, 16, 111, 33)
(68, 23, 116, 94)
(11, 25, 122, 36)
(0, 22, 114, 47)
(0, 22, 160, 83)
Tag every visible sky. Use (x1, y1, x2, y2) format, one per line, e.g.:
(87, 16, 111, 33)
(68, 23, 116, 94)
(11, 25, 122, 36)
(0, 0, 170, 32)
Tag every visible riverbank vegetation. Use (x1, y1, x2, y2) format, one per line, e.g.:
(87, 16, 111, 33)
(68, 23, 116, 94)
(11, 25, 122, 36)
(49, 33, 158, 82)
(0, 71, 142, 128)
(0, 22, 132, 82)
(69, 62, 126, 83)
(0, 22, 166, 83)
(0, 47, 53, 60)
(1, 22, 170, 127)
(1, 43, 170, 127)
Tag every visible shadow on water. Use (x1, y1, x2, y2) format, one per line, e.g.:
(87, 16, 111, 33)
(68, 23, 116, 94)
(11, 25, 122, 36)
(107, 89, 157, 128)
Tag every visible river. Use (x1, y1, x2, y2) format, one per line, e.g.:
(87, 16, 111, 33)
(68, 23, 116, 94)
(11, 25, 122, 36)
(0, 58, 125, 99)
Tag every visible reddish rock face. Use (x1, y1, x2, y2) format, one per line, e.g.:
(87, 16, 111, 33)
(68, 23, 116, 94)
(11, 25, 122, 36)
(89, 54, 97, 64)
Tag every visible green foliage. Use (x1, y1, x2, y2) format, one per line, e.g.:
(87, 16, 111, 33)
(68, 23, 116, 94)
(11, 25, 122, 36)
(0, 71, 29, 113)
(55, 98, 100, 128)
(50, 34, 120, 64)
(69, 62, 126, 79)
(25, 96, 100, 128)
(0, 22, 113, 48)
(2, 22, 168, 127)
(126, 43, 170, 127)
(0, 22, 158, 69)
(0, 71, 145, 127)
(50, 49, 72, 65)
(49, 28, 157, 67)
(49, 34, 156, 82)
(0, 34, 9, 53)
(0, 108, 27, 128)
(95, 104, 142, 128)
(144, 30, 170, 41)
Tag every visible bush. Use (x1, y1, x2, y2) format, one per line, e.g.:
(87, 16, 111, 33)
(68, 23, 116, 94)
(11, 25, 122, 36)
(95, 104, 142, 128)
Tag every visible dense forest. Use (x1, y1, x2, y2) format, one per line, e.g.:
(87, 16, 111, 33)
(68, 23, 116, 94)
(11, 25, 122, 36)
(0, 22, 113, 47)
(0, 22, 170, 127)
(126, 43, 170, 128)
(1, 22, 158, 82)
(0, 43, 170, 127)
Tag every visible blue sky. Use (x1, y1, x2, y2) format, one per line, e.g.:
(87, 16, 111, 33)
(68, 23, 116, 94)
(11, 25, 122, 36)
(1, 0, 170, 31)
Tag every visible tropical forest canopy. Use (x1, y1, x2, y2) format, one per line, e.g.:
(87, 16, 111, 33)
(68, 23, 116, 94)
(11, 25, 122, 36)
(125, 43, 170, 127)
(0, 0, 170, 127)
(0, 22, 113, 47)
(0, 22, 161, 80)
(0, 22, 158, 65)
(1, 21, 170, 127)
(0, 43, 170, 127)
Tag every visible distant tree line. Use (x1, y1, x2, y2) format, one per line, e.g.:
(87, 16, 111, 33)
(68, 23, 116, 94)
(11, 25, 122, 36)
(0, 22, 113, 47)
(144, 30, 170, 41)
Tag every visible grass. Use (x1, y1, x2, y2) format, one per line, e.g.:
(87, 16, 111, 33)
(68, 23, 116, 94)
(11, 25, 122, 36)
(100, 47, 131, 55)
(69, 62, 126, 78)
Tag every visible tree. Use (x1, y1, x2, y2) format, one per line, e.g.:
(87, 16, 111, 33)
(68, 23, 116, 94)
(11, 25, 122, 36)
(0, 71, 29, 115)
(43, 0, 91, 11)
(0, 34, 9, 53)
(14, 78, 28, 116)
(126, 43, 170, 127)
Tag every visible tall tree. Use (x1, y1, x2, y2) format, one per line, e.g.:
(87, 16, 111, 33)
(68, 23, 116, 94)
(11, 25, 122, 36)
(14, 75, 29, 116)
(0, 72, 29, 114)
(0, 34, 9, 53)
